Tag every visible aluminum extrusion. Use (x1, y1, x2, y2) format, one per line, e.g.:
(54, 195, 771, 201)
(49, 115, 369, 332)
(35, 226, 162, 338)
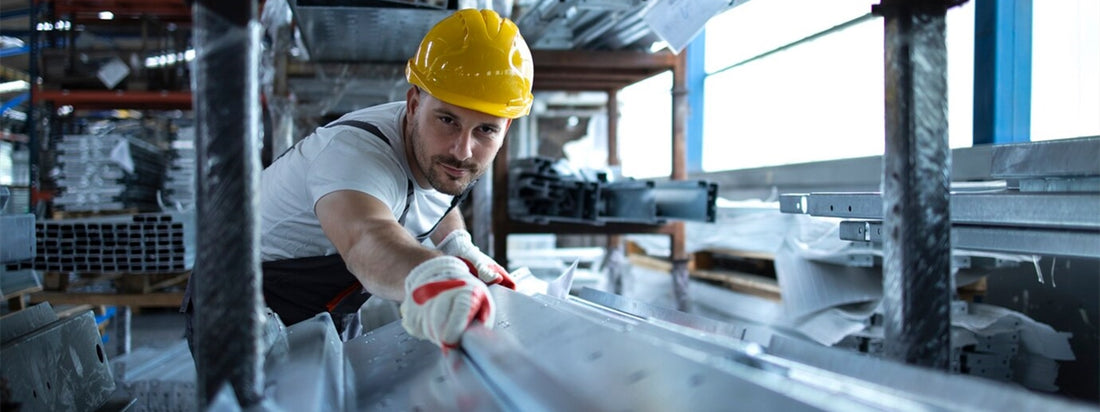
(839, 220, 1100, 258)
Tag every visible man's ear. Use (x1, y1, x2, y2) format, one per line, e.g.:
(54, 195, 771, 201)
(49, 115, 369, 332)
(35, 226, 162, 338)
(405, 86, 420, 115)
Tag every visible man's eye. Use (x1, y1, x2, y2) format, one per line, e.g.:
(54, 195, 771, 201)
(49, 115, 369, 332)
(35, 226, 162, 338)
(439, 116, 455, 125)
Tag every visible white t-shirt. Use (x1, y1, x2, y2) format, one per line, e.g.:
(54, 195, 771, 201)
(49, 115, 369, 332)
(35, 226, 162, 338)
(260, 101, 455, 261)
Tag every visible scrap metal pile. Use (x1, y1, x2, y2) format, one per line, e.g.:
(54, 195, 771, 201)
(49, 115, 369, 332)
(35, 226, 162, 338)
(509, 156, 718, 225)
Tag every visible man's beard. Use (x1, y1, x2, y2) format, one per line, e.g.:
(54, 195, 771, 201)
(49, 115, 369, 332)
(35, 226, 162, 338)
(410, 119, 481, 196)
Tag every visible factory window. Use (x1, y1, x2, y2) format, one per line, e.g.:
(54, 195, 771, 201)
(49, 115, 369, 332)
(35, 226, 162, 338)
(618, 71, 673, 179)
(1031, 0, 1100, 141)
(699, 0, 975, 171)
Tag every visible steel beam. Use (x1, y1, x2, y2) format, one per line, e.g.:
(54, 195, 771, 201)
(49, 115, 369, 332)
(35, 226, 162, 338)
(191, 0, 264, 408)
(874, 0, 957, 370)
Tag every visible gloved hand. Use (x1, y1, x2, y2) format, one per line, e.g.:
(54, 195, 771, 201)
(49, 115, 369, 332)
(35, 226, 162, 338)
(437, 230, 515, 289)
(400, 256, 495, 348)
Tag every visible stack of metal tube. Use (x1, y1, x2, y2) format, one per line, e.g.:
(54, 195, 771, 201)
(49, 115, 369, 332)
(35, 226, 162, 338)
(7, 213, 191, 274)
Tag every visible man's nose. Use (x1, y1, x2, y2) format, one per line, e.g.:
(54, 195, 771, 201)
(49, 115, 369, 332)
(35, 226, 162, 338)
(450, 130, 473, 161)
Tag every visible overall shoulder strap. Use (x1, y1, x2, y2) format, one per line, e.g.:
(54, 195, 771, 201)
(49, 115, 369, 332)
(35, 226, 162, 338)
(326, 120, 416, 225)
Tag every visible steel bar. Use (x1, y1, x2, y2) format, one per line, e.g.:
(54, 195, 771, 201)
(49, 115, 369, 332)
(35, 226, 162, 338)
(875, 0, 954, 369)
(780, 192, 1100, 230)
(192, 0, 264, 408)
(839, 220, 1100, 258)
(577, 287, 778, 347)
(991, 135, 1100, 178)
(115, 306, 132, 356)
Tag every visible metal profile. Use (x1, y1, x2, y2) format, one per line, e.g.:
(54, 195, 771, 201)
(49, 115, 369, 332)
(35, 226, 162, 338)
(839, 220, 1100, 258)
(653, 180, 718, 222)
(781, 192, 1100, 230)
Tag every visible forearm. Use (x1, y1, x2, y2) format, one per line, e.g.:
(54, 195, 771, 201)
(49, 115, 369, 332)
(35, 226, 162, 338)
(316, 190, 446, 302)
(342, 219, 441, 301)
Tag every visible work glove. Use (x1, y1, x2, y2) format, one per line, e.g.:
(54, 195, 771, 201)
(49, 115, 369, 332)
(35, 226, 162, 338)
(437, 230, 516, 289)
(401, 256, 495, 348)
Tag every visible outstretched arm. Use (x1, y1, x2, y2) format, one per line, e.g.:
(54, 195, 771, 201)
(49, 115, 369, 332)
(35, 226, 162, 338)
(315, 189, 440, 301)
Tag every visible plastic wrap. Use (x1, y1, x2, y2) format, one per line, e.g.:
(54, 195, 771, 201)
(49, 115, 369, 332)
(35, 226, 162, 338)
(190, 2, 265, 407)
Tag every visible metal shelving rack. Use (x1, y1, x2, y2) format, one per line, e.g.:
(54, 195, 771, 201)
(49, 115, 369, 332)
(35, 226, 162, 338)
(489, 48, 696, 310)
(780, 137, 1100, 260)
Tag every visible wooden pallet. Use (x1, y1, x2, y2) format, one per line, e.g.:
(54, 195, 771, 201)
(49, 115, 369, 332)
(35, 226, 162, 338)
(50, 207, 139, 220)
(2, 270, 44, 312)
(627, 253, 782, 302)
(33, 271, 190, 312)
(43, 271, 190, 293)
(29, 291, 185, 309)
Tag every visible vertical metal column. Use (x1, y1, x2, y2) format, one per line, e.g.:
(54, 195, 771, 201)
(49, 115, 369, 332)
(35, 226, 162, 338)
(27, 0, 39, 214)
(192, 0, 265, 407)
(973, 0, 1031, 145)
(874, 0, 958, 369)
(606, 89, 626, 294)
(114, 306, 131, 356)
(670, 52, 691, 312)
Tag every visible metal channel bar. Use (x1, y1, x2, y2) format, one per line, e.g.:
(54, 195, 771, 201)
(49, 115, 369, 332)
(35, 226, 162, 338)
(781, 192, 1100, 230)
(576, 286, 784, 347)
(347, 288, 910, 411)
(768, 335, 1098, 412)
(839, 220, 1100, 258)
(991, 136, 1100, 178)
(344, 322, 505, 411)
(191, 0, 265, 408)
(460, 323, 603, 412)
(492, 290, 894, 411)
(875, 0, 953, 369)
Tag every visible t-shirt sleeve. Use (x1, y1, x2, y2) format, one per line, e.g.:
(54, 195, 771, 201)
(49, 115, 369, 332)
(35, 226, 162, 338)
(305, 129, 404, 214)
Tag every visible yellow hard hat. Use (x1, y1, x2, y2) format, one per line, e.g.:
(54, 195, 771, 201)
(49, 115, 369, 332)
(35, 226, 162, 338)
(406, 9, 534, 119)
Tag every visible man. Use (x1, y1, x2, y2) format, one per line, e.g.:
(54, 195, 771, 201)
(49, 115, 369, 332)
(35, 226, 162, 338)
(185, 8, 533, 348)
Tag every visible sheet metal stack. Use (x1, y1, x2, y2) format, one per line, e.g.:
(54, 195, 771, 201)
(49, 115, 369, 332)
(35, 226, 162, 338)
(8, 213, 191, 274)
(52, 133, 166, 212)
(162, 126, 196, 210)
